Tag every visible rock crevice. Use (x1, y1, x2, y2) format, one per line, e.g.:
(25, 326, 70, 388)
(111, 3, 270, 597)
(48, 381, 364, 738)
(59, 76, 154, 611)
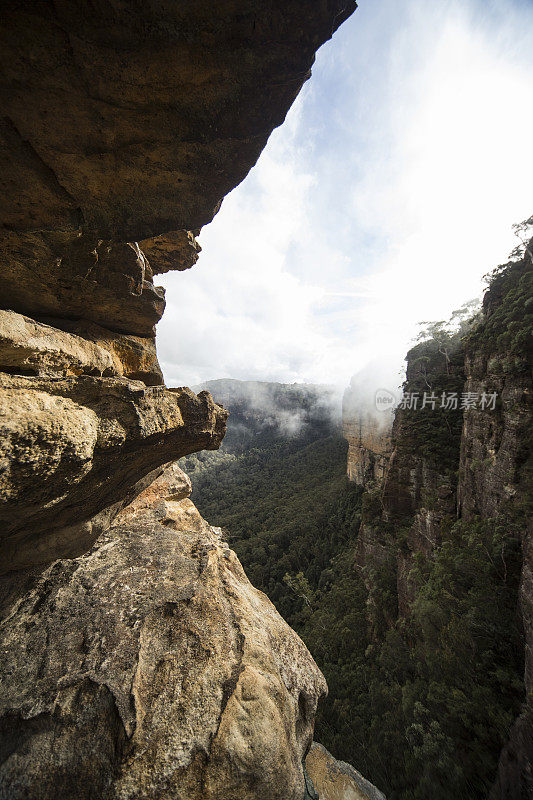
(0, 2, 359, 796)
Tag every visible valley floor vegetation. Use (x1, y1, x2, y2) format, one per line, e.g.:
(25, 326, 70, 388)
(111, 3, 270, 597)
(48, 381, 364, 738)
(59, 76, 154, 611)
(181, 235, 531, 800)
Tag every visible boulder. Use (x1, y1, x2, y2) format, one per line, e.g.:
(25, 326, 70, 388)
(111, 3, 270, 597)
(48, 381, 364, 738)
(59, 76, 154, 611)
(306, 743, 386, 800)
(0, 464, 327, 800)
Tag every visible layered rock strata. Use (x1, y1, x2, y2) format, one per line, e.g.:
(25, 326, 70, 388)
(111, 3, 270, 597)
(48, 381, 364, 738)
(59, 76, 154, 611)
(0, 2, 358, 797)
(0, 0, 357, 241)
(0, 375, 226, 573)
(350, 242, 532, 795)
(0, 0, 357, 584)
(342, 412, 392, 487)
(342, 375, 393, 487)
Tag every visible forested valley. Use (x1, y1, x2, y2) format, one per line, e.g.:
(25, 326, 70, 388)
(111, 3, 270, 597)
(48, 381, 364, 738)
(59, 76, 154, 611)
(182, 239, 531, 800)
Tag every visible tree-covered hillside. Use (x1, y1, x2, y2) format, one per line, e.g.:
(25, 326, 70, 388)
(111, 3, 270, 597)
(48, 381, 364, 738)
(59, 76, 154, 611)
(180, 238, 530, 800)
(180, 380, 356, 623)
(183, 433, 360, 622)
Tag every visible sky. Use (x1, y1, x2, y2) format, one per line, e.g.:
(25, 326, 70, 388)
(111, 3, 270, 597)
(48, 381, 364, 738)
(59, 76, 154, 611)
(157, 0, 533, 393)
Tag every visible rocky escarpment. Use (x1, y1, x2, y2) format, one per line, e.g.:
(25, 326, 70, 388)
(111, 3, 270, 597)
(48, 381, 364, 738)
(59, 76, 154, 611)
(0, 375, 225, 574)
(349, 240, 532, 797)
(0, 464, 327, 800)
(342, 412, 392, 487)
(343, 343, 464, 624)
(0, 1, 358, 797)
(0, 0, 356, 583)
(342, 374, 393, 487)
(461, 247, 532, 800)
(380, 336, 465, 616)
(0, 1, 356, 242)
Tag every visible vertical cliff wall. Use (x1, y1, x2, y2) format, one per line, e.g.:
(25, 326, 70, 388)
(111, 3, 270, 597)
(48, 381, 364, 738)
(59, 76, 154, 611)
(0, 2, 358, 797)
(342, 411, 392, 487)
(342, 378, 393, 487)
(460, 247, 532, 800)
(348, 240, 532, 797)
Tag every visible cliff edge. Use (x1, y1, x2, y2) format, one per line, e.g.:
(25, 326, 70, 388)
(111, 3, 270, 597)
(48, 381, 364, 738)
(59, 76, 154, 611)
(0, 2, 357, 797)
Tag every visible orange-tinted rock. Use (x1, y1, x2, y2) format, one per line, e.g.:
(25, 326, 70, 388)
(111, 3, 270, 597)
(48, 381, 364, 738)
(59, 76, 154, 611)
(0, 0, 356, 241)
(0, 376, 227, 572)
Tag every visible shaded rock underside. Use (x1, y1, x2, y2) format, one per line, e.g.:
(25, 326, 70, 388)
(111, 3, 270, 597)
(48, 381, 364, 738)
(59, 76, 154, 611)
(0, 2, 359, 799)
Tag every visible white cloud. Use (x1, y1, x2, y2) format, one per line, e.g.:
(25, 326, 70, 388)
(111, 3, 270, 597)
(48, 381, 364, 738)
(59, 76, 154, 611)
(157, 0, 533, 391)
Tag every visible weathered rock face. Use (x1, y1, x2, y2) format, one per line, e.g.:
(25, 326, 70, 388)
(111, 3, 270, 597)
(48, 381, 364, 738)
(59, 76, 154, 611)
(0, 3, 359, 797)
(140, 230, 202, 277)
(459, 245, 532, 800)
(342, 378, 392, 487)
(305, 743, 386, 800)
(0, 0, 357, 339)
(380, 340, 465, 615)
(0, 0, 356, 241)
(1, 231, 168, 337)
(0, 310, 163, 384)
(0, 375, 226, 572)
(0, 0, 357, 583)
(349, 242, 532, 796)
(342, 413, 392, 487)
(0, 464, 327, 800)
(350, 339, 465, 623)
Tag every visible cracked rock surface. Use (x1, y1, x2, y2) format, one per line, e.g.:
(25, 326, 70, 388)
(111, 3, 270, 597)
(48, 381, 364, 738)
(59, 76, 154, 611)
(0, 464, 327, 800)
(0, 376, 227, 572)
(0, 2, 358, 795)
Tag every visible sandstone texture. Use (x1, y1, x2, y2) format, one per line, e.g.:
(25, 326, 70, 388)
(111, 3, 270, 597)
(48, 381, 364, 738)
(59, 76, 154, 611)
(0, 0, 357, 580)
(305, 743, 387, 800)
(0, 309, 117, 377)
(0, 0, 357, 336)
(2, 232, 167, 337)
(0, 2, 359, 797)
(0, 310, 163, 384)
(140, 230, 202, 277)
(0, 464, 327, 800)
(342, 414, 392, 487)
(0, 376, 226, 573)
(342, 379, 392, 488)
(0, 0, 356, 241)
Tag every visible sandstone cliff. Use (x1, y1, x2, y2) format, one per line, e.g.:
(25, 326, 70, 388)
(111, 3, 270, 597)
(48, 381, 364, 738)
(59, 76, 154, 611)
(350, 241, 532, 796)
(342, 372, 393, 488)
(0, 463, 327, 800)
(342, 410, 392, 487)
(0, 0, 355, 580)
(462, 247, 532, 800)
(0, 2, 358, 797)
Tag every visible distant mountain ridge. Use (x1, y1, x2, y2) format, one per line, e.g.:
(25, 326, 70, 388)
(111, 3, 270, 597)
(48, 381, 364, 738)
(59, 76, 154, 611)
(192, 378, 342, 453)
